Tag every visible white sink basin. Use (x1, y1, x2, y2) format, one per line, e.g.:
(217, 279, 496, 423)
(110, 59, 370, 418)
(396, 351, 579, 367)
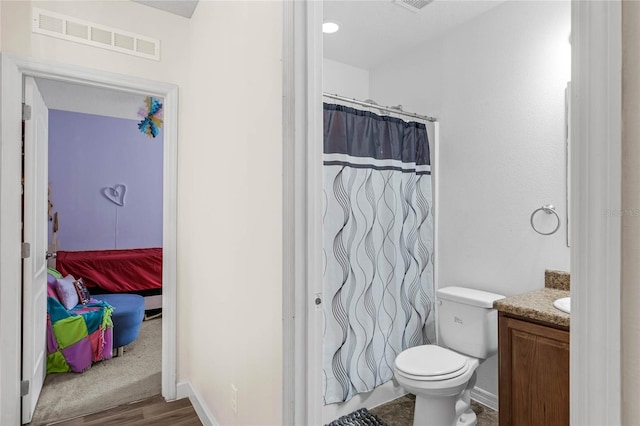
(553, 297, 571, 314)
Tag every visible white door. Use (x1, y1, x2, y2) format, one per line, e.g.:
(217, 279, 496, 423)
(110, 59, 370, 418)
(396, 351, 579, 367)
(22, 76, 49, 424)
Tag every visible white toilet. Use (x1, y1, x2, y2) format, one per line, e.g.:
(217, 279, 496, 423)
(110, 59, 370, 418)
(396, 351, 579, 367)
(394, 286, 505, 426)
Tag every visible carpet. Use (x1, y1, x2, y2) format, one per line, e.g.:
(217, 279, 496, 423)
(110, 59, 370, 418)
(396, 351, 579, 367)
(29, 317, 162, 425)
(327, 408, 390, 426)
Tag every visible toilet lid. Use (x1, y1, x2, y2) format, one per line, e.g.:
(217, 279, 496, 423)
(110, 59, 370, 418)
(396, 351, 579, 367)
(395, 345, 468, 377)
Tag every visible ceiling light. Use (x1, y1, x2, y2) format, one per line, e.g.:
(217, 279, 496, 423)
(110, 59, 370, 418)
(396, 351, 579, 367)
(323, 22, 339, 34)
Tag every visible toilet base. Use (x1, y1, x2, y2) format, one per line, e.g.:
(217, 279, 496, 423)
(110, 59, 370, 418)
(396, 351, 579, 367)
(413, 395, 477, 426)
(456, 408, 477, 426)
(413, 393, 459, 426)
(455, 371, 477, 425)
(409, 371, 478, 426)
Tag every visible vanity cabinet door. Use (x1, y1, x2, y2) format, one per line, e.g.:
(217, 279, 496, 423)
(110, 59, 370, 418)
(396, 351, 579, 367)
(498, 313, 570, 426)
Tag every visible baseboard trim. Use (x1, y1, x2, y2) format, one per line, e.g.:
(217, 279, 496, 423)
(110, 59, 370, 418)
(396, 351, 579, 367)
(471, 387, 498, 412)
(176, 381, 219, 426)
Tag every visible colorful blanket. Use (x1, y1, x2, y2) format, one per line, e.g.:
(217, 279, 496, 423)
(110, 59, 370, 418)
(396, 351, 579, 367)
(46, 296, 114, 373)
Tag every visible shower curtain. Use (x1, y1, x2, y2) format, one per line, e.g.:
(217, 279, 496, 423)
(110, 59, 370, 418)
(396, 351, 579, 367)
(322, 103, 436, 404)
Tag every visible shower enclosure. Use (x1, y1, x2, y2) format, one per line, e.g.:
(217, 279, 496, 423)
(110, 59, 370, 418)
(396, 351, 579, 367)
(321, 97, 438, 405)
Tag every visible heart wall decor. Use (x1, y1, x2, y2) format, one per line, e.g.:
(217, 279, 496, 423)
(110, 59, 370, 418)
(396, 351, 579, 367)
(102, 184, 127, 206)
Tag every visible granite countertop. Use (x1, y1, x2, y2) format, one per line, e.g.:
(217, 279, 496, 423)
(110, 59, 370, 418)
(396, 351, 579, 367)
(544, 269, 570, 291)
(493, 287, 570, 328)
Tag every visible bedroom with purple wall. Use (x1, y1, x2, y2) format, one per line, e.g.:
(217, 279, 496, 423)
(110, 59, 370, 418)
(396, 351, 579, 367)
(48, 109, 163, 251)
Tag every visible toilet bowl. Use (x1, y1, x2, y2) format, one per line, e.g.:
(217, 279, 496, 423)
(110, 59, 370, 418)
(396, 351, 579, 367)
(393, 286, 505, 426)
(394, 345, 480, 426)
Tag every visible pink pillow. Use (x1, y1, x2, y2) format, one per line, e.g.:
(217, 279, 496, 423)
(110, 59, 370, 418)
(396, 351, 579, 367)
(55, 275, 79, 309)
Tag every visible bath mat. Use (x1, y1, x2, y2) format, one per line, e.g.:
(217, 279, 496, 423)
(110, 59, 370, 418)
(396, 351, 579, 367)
(326, 408, 390, 426)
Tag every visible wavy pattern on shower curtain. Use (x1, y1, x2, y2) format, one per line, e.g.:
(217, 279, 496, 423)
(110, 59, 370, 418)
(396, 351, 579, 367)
(322, 103, 435, 405)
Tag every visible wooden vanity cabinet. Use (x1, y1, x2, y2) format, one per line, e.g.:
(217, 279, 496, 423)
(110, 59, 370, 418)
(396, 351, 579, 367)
(498, 312, 570, 426)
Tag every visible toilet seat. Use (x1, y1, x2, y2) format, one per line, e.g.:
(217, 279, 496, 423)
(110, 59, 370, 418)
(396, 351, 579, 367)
(395, 345, 471, 381)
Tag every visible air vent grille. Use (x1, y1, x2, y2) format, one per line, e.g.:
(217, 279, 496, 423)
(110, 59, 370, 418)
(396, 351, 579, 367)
(91, 27, 112, 45)
(136, 39, 156, 56)
(39, 14, 63, 33)
(114, 33, 135, 51)
(32, 8, 160, 61)
(65, 21, 88, 39)
(394, 0, 434, 13)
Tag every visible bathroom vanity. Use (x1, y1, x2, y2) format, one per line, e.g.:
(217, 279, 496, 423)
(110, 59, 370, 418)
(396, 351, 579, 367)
(493, 272, 570, 426)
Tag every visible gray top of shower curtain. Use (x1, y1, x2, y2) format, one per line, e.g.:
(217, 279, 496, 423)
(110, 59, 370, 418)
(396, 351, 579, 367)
(323, 103, 430, 168)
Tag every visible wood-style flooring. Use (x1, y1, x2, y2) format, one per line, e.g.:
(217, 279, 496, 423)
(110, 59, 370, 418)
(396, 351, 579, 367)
(47, 395, 202, 426)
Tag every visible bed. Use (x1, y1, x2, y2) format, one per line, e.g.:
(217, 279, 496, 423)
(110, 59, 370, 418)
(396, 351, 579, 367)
(55, 248, 162, 315)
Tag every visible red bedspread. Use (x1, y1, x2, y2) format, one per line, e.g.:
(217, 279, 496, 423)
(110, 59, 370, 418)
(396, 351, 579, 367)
(56, 248, 162, 292)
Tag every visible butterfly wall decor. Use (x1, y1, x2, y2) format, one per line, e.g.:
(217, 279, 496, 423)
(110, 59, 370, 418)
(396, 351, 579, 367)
(138, 96, 163, 138)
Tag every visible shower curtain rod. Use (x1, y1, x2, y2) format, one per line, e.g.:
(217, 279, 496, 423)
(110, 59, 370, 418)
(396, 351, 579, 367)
(323, 92, 437, 123)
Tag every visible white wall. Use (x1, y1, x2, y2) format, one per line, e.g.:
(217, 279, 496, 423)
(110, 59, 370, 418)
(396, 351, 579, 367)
(0, 1, 283, 425)
(1, 1, 192, 84)
(323, 58, 370, 100)
(621, 3, 640, 422)
(369, 0, 571, 401)
(181, 2, 283, 425)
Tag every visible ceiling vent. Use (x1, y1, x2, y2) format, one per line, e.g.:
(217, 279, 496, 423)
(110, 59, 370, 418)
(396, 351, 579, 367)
(32, 8, 160, 61)
(394, 0, 434, 13)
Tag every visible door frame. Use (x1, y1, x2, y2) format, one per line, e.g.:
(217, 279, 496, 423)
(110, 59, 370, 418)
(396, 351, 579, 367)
(570, 2, 622, 425)
(0, 53, 179, 425)
(282, 0, 623, 424)
(282, 1, 323, 425)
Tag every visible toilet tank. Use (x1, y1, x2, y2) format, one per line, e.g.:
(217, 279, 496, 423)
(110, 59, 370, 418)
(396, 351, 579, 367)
(437, 286, 506, 359)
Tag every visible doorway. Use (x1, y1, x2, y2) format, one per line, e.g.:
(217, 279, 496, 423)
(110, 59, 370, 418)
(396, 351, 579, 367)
(0, 54, 178, 426)
(281, 1, 623, 425)
(25, 77, 165, 424)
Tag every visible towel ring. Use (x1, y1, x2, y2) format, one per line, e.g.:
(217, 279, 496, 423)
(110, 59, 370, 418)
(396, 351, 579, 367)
(530, 204, 561, 235)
